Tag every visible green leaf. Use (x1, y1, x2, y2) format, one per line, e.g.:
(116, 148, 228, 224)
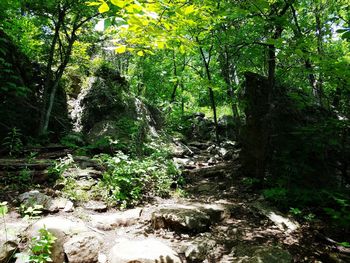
(98, 1, 110, 13)
(111, 0, 128, 8)
(115, 45, 127, 54)
(137, 50, 144, 56)
(0, 201, 8, 216)
(338, 242, 350, 248)
(85, 1, 102, 6)
(184, 5, 195, 15)
(179, 45, 186, 54)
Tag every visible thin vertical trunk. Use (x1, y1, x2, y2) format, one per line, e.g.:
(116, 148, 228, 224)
(315, 5, 324, 105)
(219, 49, 241, 132)
(198, 43, 219, 142)
(39, 9, 64, 134)
(39, 10, 98, 135)
(42, 33, 76, 133)
(170, 50, 178, 103)
(290, 5, 319, 97)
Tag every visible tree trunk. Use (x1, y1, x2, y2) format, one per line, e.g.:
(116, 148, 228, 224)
(314, 5, 324, 106)
(198, 44, 219, 142)
(170, 50, 178, 103)
(41, 33, 76, 134)
(219, 49, 241, 131)
(39, 10, 63, 135)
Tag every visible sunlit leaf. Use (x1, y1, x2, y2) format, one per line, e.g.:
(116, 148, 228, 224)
(111, 0, 130, 8)
(179, 45, 186, 54)
(184, 5, 195, 15)
(137, 50, 144, 56)
(98, 1, 110, 13)
(115, 45, 127, 53)
(85, 1, 101, 6)
(125, 3, 143, 13)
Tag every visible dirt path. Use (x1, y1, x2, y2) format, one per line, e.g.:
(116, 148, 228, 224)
(1, 142, 349, 263)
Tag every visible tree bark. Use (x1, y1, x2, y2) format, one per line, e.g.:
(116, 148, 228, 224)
(198, 42, 219, 143)
(39, 9, 64, 135)
(219, 48, 241, 131)
(41, 32, 76, 133)
(39, 10, 98, 135)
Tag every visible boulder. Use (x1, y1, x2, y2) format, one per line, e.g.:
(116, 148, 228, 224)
(152, 208, 210, 233)
(0, 221, 29, 244)
(171, 140, 194, 157)
(89, 208, 141, 230)
(83, 201, 107, 212)
(72, 72, 160, 148)
(232, 245, 292, 263)
(152, 204, 225, 234)
(63, 167, 102, 179)
(18, 190, 58, 213)
(28, 217, 89, 263)
(252, 202, 299, 233)
(217, 115, 236, 139)
(50, 197, 75, 212)
(180, 237, 216, 262)
(108, 238, 181, 263)
(240, 72, 270, 178)
(63, 232, 102, 263)
(0, 241, 17, 263)
(1, 222, 28, 262)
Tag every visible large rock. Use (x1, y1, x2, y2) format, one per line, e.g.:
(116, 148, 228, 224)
(89, 208, 141, 230)
(18, 190, 59, 213)
(108, 238, 181, 263)
(0, 221, 29, 244)
(240, 72, 270, 178)
(253, 202, 299, 233)
(63, 232, 102, 263)
(232, 245, 292, 263)
(171, 140, 194, 157)
(83, 200, 107, 212)
(0, 241, 17, 263)
(71, 69, 160, 148)
(63, 167, 102, 179)
(152, 204, 225, 234)
(0, 221, 28, 262)
(217, 115, 236, 139)
(28, 217, 89, 263)
(180, 237, 217, 262)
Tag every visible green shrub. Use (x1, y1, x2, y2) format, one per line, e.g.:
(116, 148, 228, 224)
(60, 132, 85, 149)
(323, 193, 350, 229)
(29, 228, 57, 263)
(2, 127, 23, 156)
(95, 150, 180, 208)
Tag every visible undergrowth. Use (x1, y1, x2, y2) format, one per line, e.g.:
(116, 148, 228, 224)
(95, 147, 182, 208)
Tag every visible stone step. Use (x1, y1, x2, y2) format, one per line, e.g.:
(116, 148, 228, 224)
(183, 162, 234, 179)
(0, 159, 54, 171)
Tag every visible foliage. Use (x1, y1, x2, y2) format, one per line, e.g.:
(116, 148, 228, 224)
(323, 194, 350, 229)
(60, 177, 89, 202)
(60, 133, 85, 149)
(0, 201, 8, 245)
(20, 205, 43, 221)
(2, 128, 23, 157)
(47, 155, 75, 179)
(29, 227, 57, 263)
(0, 0, 349, 236)
(95, 148, 180, 207)
(0, 201, 8, 217)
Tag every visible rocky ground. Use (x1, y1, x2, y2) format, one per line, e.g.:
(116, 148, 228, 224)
(0, 141, 349, 263)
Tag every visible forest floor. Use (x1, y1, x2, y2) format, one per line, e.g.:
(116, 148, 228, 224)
(0, 141, 349, 263)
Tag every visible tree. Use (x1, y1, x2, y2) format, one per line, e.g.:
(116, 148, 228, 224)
(22, 0, 98, 135)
